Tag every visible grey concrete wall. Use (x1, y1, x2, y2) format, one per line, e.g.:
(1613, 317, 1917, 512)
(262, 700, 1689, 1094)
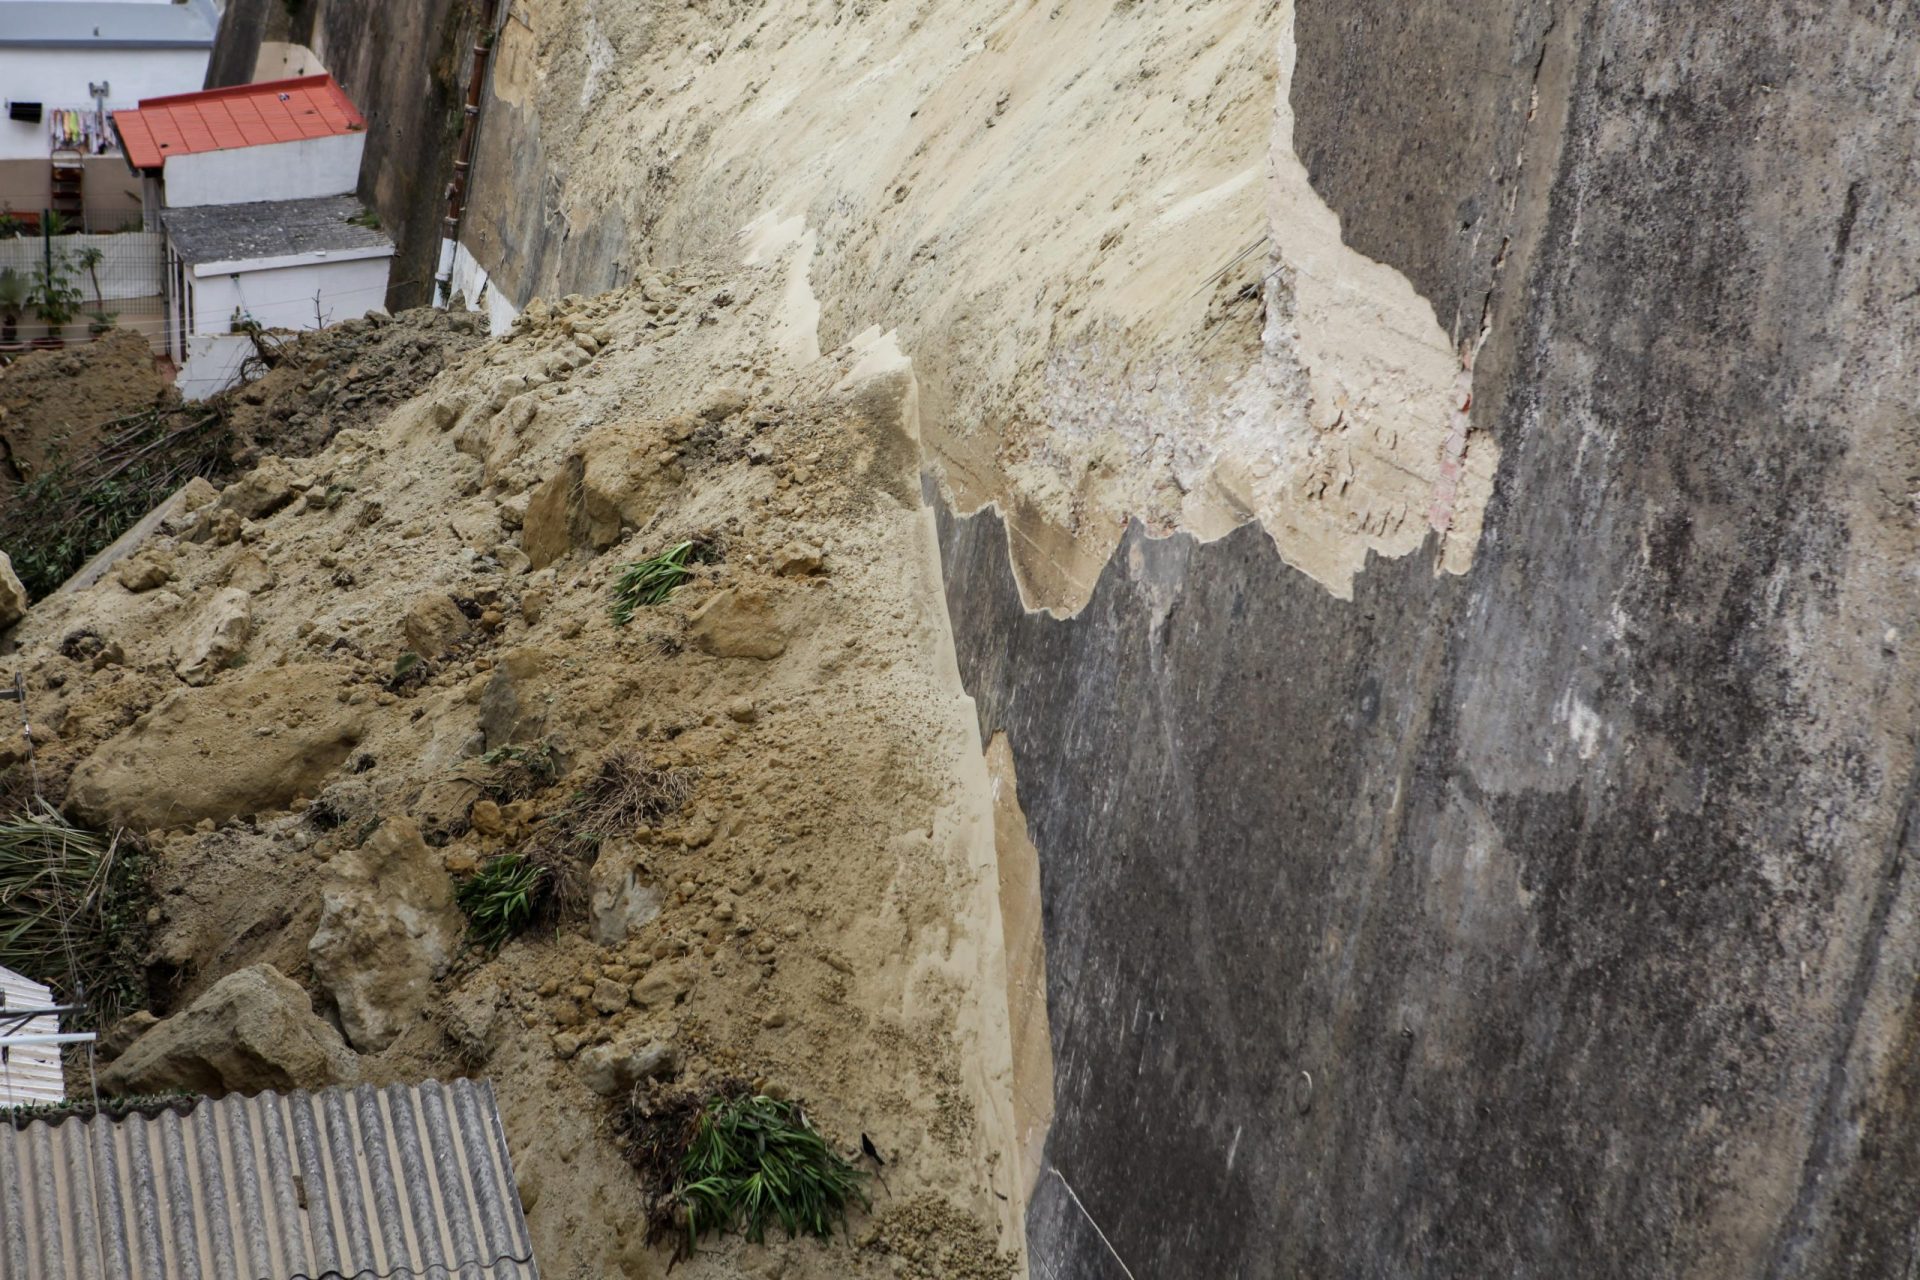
(937, 1, 1920, 1275)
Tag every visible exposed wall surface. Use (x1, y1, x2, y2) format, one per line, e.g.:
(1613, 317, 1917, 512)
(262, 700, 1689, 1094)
(161, 133, 364, 208)
(207, 0, 476, 308)
(0, 48, 210, 160)
(255, 0, 1920, 1274)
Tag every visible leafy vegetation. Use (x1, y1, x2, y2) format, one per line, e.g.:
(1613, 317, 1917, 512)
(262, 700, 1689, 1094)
(0, 407, 228, 598)
(623, 1088, 869, 1254)
(453, 853, 549, 953)
(610, 541, 699, 623)
(0, 804, 151, 1024)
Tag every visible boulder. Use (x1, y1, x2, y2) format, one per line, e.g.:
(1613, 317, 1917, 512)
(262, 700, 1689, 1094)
(99, 964, 356, 1095)
(173, 586, 251, 685)
(115, 548, 174, 593)
(630, 961, 694, 1009)
(218, 456, 298, 520)
(772, 542, 825, 577)
(478, 647, 550, 748)
(697, 383, 749, 422)
(402, 593, 473, 659)
(688, 586, 788, 659)
(66, 664, 363, 830)
(521, 458, 583, 570)
(577, 1036, 678, 1097)
(308, 816, 465, 1051)
(225, 550, 277, 594)
(589, 838, 663, 945)
(579, 426, 667, 550)
(0, 552, 26, 629)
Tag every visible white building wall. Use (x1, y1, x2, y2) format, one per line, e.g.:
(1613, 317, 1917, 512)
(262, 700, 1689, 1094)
(177, 251, 391, 400)
(162, 132, 364, 208)
(0, 47, 210, 160)
(446, 238, 520, 336)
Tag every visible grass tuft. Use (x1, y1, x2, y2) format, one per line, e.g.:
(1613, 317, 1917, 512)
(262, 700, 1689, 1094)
(621, 1085, 869, 1254)
(453, 853, 548, 953)
(0, 804, 150, 1023)
(610, 541, 698, 624)
(562, 753, 696, 845)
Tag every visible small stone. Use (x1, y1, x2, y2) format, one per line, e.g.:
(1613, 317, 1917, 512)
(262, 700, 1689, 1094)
(591, 978, 631, 1015)
(698, 384, 749, 422)
(578, 1037, 678, 1097)
(552, 1030, 588, 1059)
(116, 550, 174, 593)
(724, 697, 758, 724)
(469, 799, 505, 837)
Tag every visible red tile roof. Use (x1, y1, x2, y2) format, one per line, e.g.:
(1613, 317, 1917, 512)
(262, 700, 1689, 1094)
(112, 75, 365, 173)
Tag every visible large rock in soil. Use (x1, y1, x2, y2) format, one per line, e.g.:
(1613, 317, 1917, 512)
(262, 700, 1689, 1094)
(0, 551, 26, 629)
(402, 593, 473, 659)
(66, 663, 363, 830)
(589, 838, 662, 945)
(688, 586, 788, 659)
(173, 586, 252, 685)
(99, 963, 356, 1095)
(308, 816, 465, 1051)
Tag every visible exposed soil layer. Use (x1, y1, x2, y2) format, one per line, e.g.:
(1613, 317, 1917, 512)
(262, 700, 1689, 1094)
(1, 259, 1022, 1279)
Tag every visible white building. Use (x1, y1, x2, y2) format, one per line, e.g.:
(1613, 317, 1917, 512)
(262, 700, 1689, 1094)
(112, 73, 368, 213)
(0, 0, 218, 228)
(162, 193, 395, 400)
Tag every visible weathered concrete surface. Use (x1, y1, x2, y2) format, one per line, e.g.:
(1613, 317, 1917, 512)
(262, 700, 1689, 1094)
(937, 1, 1920, 1275)
(209, 0, 476, 309)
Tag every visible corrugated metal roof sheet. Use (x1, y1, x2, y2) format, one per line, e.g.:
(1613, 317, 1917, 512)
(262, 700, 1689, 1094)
(112, 75, 365, 173)
(0, 1079, 539, 1279)
(0, 967, 63, 1108)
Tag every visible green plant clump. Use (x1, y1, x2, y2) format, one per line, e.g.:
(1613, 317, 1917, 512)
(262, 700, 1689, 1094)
(676, 1094, 870, 1251)
(453, 853, 548, 952)
(610, 541, 698, 624)
(0, 803, 150, 1023)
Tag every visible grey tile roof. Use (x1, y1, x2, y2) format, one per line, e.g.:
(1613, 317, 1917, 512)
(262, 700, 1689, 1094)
(0, 1079, 539, 1279)
(163, 195, 394, 267)
(0, 1, 217, 49)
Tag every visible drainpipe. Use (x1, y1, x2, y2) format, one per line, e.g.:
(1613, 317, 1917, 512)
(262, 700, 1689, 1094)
(435, 0, 502, 308)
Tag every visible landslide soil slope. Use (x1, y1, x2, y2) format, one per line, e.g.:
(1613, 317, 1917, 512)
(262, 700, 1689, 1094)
(0, 259, 1023, 1279)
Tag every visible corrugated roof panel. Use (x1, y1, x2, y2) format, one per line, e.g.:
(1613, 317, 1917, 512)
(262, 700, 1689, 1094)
(0, 1080, 539, 1279)
(0, 967, 63, 1108)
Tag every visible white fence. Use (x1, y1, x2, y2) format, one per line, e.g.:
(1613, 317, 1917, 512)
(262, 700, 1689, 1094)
(0, 231, 165, 302)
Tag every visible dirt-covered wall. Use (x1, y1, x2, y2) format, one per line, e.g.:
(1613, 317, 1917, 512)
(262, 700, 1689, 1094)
(339, 0, 1920, 1273)
(209, 0, 477, 309)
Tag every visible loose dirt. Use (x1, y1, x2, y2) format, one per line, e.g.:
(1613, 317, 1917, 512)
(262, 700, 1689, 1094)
(0, 252, 1024, 1278)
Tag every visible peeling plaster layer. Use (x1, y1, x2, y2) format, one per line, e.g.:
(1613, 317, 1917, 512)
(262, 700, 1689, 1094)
(460, 0, 1495, 608)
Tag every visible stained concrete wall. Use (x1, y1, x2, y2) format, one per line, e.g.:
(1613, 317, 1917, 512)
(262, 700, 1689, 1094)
(934, 3, 1920, 1275)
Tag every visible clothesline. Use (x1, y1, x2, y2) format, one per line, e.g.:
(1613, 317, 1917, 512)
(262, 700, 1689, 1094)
(48, 107, 115, 156)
